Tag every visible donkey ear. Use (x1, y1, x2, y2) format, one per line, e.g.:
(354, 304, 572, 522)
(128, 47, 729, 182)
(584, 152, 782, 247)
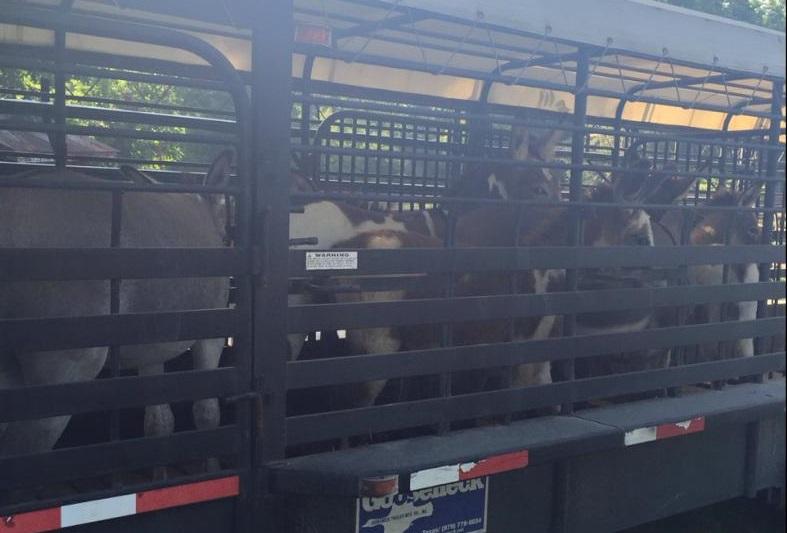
(204, 149, 234, 188)
(119, 165, 157, 185)
(613, 157, 652, 202)
(534, 127, 570, 162)
(534, 100, 571, 161)
(737, 183, 762, 207)
(644, 165, 695, 205)
(510, 126, 530, 161)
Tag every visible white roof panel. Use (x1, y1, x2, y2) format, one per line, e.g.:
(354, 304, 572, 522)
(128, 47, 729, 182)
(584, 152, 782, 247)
(395, 0, 786, 77)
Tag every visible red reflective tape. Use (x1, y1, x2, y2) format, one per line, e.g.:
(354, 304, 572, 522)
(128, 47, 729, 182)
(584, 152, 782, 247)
(360, 476, 400, 498)
(411, 450, 529, 490)
(0, 477, 240, 533)
(0, 508, 60, 533)
(294, 24, 332, 47)
(458, 451, 529, 480)
(136, 476, 240, 514)
(655, 417, 705, 440)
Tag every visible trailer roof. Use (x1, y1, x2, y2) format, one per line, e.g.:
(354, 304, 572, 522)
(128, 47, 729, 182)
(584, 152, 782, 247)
(1, 0, 784, 131)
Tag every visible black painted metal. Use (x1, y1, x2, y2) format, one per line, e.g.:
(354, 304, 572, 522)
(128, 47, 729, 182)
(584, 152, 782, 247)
(249, 2, 294, 532)
(0, 4, 255, 524)
(286, 319, 784, 390)
(560, 48, 590, 416)
(285, 354, 784, 445)
(0, 2, 784, 530)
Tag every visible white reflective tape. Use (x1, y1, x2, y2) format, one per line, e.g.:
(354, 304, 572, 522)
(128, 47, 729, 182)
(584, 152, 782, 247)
(624, 426, 658, 446)
(60, 494, 136, 527)
(410, 465, 461, 491)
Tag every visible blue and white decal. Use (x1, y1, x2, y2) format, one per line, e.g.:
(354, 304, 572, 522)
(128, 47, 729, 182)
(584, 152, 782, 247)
(356, 477, 488, 533)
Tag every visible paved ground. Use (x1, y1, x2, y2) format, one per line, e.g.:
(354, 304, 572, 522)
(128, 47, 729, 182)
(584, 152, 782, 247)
(624, 497, 784, 533)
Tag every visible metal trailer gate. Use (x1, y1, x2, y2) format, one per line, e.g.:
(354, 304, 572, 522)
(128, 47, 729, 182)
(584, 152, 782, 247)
(0, 1, 784, 532)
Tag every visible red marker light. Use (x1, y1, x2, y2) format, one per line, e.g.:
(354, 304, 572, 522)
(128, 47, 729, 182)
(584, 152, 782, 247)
(295, 24, 332, 47)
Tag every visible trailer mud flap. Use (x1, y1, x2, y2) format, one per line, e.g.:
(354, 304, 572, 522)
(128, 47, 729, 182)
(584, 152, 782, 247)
(356, 477, 488, 533)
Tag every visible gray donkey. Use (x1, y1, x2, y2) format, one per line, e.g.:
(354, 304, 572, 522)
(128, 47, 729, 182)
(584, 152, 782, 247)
(0, 151, 232, 461)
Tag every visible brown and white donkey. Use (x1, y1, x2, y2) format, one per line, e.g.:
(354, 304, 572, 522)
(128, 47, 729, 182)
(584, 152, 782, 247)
(325, 149, 679, 408)
(286, 117, 569, 363)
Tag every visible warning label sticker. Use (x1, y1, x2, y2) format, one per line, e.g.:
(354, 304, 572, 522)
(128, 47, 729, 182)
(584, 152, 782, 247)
(306, 251, 358, 271)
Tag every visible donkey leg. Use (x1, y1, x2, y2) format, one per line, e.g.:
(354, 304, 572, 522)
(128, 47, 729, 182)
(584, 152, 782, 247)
(0, 347, 107, 457)
(287, 292, 311, 361)
(736, 300, 757, 359)
(191, 338, 225, 472)
(344, 327, 398, 408)
(512, 362, 553, 388)
(139, 363, 174, 480)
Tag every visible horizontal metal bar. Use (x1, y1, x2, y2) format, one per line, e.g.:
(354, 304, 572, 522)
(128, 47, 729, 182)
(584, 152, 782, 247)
(286, 353, 785, 445)
(296, 91, 782, 153)
(292, 189, 785, 213)
(291, 143, 786, 184)
(0, 47, 229, 91)
(0, 427, 240, 491)
(287, 317, 784, 389)
(289, 246, 785, 277)
(334, 12, 428, 39)
(0, 164, 241, 194)
(66, 93, 236, 118)
(288, 282, 785, 332)
(0, 119, 236, 145)
(2, 308, 240, 352)
(0, 368, 240, 423)
(0, 98, 237, 133)
(0, 248, 247, 281)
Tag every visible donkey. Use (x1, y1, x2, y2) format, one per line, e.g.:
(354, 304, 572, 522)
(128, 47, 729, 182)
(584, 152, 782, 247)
(655, 184, 763, 362)
(0, 152, 231, 461)
(285, 117, 570, 363)
(573, 155, 689, 379)
(450, 162, 674, 393)
(325, 159, 673, 408)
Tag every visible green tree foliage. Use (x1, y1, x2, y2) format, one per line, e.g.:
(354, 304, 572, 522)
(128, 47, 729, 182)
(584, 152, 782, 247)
(1, 67, 233, 165)
(655, 0, 785, 30)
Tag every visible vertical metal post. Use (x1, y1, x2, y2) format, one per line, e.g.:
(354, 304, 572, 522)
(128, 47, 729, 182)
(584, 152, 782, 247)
(552, 46, 590, 533)
(754, 82, 783, 366)
(251, 0, 294, 530)
(108, 192, 123, 487)
(744, 80, 783, 500)
(560, 48, 589, 415)
(53, 27, 67, 168)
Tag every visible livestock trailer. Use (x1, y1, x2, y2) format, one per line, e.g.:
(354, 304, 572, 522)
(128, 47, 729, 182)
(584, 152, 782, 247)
(0, 1, 785, 532)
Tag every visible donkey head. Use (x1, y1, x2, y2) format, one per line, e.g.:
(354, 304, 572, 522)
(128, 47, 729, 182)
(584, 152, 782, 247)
(120, 149, 233, 194)
(483, 123, 567, 202)
(290, 172, 317, 193)
(691, 185, 762, 247)
(582, 156, 673, 248)
(120, 149, 233, 237)
(452, 105, 570, 203)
